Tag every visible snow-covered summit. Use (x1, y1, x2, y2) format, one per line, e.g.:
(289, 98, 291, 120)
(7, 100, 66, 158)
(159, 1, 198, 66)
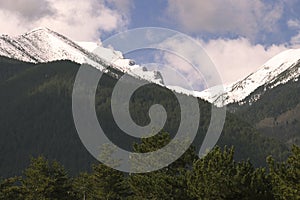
(198, 49, 300, 107)
(0, 27, 164, 84)
(0, 27, 92, 63)
(3, 27, 300, 106)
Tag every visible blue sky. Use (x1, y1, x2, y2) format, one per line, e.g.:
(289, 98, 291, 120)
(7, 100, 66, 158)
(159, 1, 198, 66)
(0, 0, 300, 84)
(107, 0, 300, 84)
(120, 0, 300, 46)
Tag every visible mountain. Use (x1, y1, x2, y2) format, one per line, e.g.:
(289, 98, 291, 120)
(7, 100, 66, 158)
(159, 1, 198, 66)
(0, 27, 96, 64)
(229, 61, 300, 146)
(194, 48, 300, 146)
(0, 57, 287, 177)
(0, 28, 293, 177)
(199, 49, 300, 106)
(3, 27, 300, 109)
(0, 27, 163, 84)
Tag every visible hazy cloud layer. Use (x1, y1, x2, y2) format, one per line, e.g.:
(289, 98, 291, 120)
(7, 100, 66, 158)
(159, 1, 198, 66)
(201, 38, 287, 84)
(287, 19, 300, 30)
(288, 19, 300, 46)
(290, 32, 300, 46)
(166, 0, 283, 40)
(154, 36, 287, 87)
(0, 0, 132, 40)
(0, 0, 54, 20)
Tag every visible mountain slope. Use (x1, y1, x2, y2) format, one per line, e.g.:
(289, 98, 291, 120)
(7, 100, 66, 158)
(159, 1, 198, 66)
(199, 49, 300, 106)
(0, 56, 34, 83)
(0, 28, 293, 177)
(230, 68, 300, 146)
(0, 58, 289, 177)
(0, 27, 163, 85)
(0, 27, 95, 64)
(3, 28, 300, 108)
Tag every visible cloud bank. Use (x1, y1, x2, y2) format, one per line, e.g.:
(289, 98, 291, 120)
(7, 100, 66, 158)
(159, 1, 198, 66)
(0, 0, 132, 41)
(166, 0, 283, 40)
(201, 38, 287, 84)
(155, 36, 287, 88)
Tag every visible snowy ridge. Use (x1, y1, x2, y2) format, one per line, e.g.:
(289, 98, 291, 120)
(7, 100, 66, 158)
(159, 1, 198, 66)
(78, 43, 164, 84)
(1, 27, 91, 63)
(0, 27, 163, 84)
(2, 28, 300, 106)
(198, 49, 300, 107)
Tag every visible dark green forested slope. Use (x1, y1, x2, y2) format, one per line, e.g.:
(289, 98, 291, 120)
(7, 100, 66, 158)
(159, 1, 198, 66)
(0, 60, 97, 177)
(0, 58, 288, 178)
(0, 56, 34, 83)
(231, 75, 300, 146)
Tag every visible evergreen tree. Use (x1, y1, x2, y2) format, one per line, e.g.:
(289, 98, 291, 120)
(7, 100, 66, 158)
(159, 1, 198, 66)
(268, 145, 300, 199)
(128, 132, 196, 200)
(22, 156, 73, 200)
(72, 172, 93, 200)
(89, 163, 130, 200)
(0, 177, 23, 200)
(0, 145, 298, 199)
(187, 146, 273, 199)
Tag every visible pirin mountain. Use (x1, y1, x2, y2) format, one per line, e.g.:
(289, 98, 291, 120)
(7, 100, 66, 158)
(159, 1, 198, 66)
(0, 28, 296, 177)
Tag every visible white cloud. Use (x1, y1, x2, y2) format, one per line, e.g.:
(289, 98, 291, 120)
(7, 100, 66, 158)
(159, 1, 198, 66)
(290, 32, 300, 47)
(287, 19, 300, 30)
(288, 19, 300, 47)
(0, 0, 132, 41)
(0, 0, 54, 20)
(201, 38, 287, 84)
(153, 36, 287, 90)
(154, 52, 207, 90)
(153, 34, 223, 90)
(166, 0, 283, 40)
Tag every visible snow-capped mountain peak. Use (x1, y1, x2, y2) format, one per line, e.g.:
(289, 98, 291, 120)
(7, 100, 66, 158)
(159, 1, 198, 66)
(0, 27, 92, 64)
(0, 27, 164, 84)
(198, 48, 300, 107)
(3, 27, 300, 106)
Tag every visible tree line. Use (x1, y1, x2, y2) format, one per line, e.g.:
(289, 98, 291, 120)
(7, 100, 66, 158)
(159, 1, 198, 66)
(1, 132, 299, 200)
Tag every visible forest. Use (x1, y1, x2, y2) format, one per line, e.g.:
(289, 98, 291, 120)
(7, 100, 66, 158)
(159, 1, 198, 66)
(0, 57, 298, 199)
(1, 136, 299, 199)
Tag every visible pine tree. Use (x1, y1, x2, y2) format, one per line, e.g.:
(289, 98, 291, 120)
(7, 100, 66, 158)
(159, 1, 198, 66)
(187, 146, 273, 199)
(72, 172, 93, 200)
(268, 145, 300, 199)
(22, 156, 73, 200)
(0, 176, 24, 200)
(128, 132, 196, 199)
(89, 163, 130, 200)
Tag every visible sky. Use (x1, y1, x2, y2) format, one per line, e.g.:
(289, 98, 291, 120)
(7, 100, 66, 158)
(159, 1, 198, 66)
(0, 0, 300, 85)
